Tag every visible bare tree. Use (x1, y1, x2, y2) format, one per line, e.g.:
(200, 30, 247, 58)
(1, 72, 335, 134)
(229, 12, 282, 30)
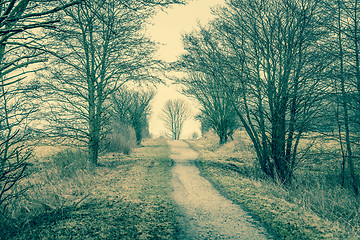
(178, 0, 331, 185)
(221, 0, 332, 185)
(41, 0, 180, 165)
(112, 88, 155, 145)
(179, 72, 238, 144)
(161, 99, 191, 140)
(325, 0, 360, 195)
(0, 0, 81, 213)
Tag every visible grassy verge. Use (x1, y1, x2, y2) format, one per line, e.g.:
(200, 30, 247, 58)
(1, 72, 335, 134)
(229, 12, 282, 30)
(187, 132, 359, 240)
(5, 138, 177, 240)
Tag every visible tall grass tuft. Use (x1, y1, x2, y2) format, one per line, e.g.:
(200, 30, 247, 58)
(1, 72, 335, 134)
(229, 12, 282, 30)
(51, 149, 90, 178)
(1, 149, 94, 239)
(291, 173, 360, 234)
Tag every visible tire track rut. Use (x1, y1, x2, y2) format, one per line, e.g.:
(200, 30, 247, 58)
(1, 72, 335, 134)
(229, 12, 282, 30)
(169, 140, 274, 240)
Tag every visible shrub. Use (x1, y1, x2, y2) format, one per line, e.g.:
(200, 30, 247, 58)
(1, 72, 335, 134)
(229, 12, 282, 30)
(192, 131, 199, 139)
(103, 123, 136, 155)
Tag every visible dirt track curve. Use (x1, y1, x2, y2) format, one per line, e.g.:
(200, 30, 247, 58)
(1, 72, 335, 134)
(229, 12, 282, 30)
(169, 140, 274, 240)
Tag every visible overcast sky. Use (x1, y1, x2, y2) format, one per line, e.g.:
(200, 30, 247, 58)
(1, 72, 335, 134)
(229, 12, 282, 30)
(147, 0, 224, 138)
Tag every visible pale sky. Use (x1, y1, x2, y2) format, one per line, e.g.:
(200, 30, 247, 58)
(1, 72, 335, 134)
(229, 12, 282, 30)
(147, 0, 224, 138)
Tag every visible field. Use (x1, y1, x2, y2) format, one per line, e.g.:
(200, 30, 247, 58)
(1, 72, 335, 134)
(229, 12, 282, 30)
(2, 138, 177, 240)
(3, 131, 360, 239)
(188, 130, 360, 239)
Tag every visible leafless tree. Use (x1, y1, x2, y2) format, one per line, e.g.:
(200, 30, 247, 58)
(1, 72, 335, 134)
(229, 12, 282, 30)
(112, 88, 155, 145)
(179, 71, 238, 144)
(161, 99, 191, 140)
(221, 0, 333, 185)
(178, 0, 332, 185)
(324, 0, 360, 195)
(0, 0, 81, 213)
(41, 0, 181, 165)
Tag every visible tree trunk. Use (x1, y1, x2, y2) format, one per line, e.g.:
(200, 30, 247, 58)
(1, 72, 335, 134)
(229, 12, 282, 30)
(337, 0, 359, 195)
(88, 113, 100, 165)
(271, 110, 289, 185)
(336, 0, 348, 189)
(88, 74, 99, 165)
(89, 135, 99, 166)
(134, 126, 142, 145)
(219, 134, 228, 145)
(351, 0, 360, 196)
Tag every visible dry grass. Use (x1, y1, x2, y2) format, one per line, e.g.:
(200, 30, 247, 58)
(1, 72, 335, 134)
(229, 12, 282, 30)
(189, 130, 360, 239)
(194, 130, 256, 162)
(2, 138, 177, 240)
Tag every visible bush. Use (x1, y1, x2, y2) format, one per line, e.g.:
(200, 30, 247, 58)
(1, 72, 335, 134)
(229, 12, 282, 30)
(103, 123, 136, 155)
(192, 131, 200, 139)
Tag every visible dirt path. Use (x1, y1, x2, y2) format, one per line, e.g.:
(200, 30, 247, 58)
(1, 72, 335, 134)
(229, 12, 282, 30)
(169, 140, 274, 240)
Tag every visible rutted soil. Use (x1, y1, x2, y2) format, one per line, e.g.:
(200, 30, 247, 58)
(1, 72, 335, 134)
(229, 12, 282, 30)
(169, 140, 274, 240)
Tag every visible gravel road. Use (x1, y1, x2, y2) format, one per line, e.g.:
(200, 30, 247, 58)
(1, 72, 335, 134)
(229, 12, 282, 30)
(169, 140, 274, 240)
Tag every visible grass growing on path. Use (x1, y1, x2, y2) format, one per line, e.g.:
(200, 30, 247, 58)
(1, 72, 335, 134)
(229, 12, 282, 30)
(6, 139, 177, 240)
(188, 132, 359, 240)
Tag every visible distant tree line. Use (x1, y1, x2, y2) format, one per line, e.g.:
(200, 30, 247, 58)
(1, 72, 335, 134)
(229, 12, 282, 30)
(176, 0, 360, 192)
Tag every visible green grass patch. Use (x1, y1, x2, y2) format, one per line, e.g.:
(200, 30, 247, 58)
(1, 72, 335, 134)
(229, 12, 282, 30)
(6, 138, 177, 240)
